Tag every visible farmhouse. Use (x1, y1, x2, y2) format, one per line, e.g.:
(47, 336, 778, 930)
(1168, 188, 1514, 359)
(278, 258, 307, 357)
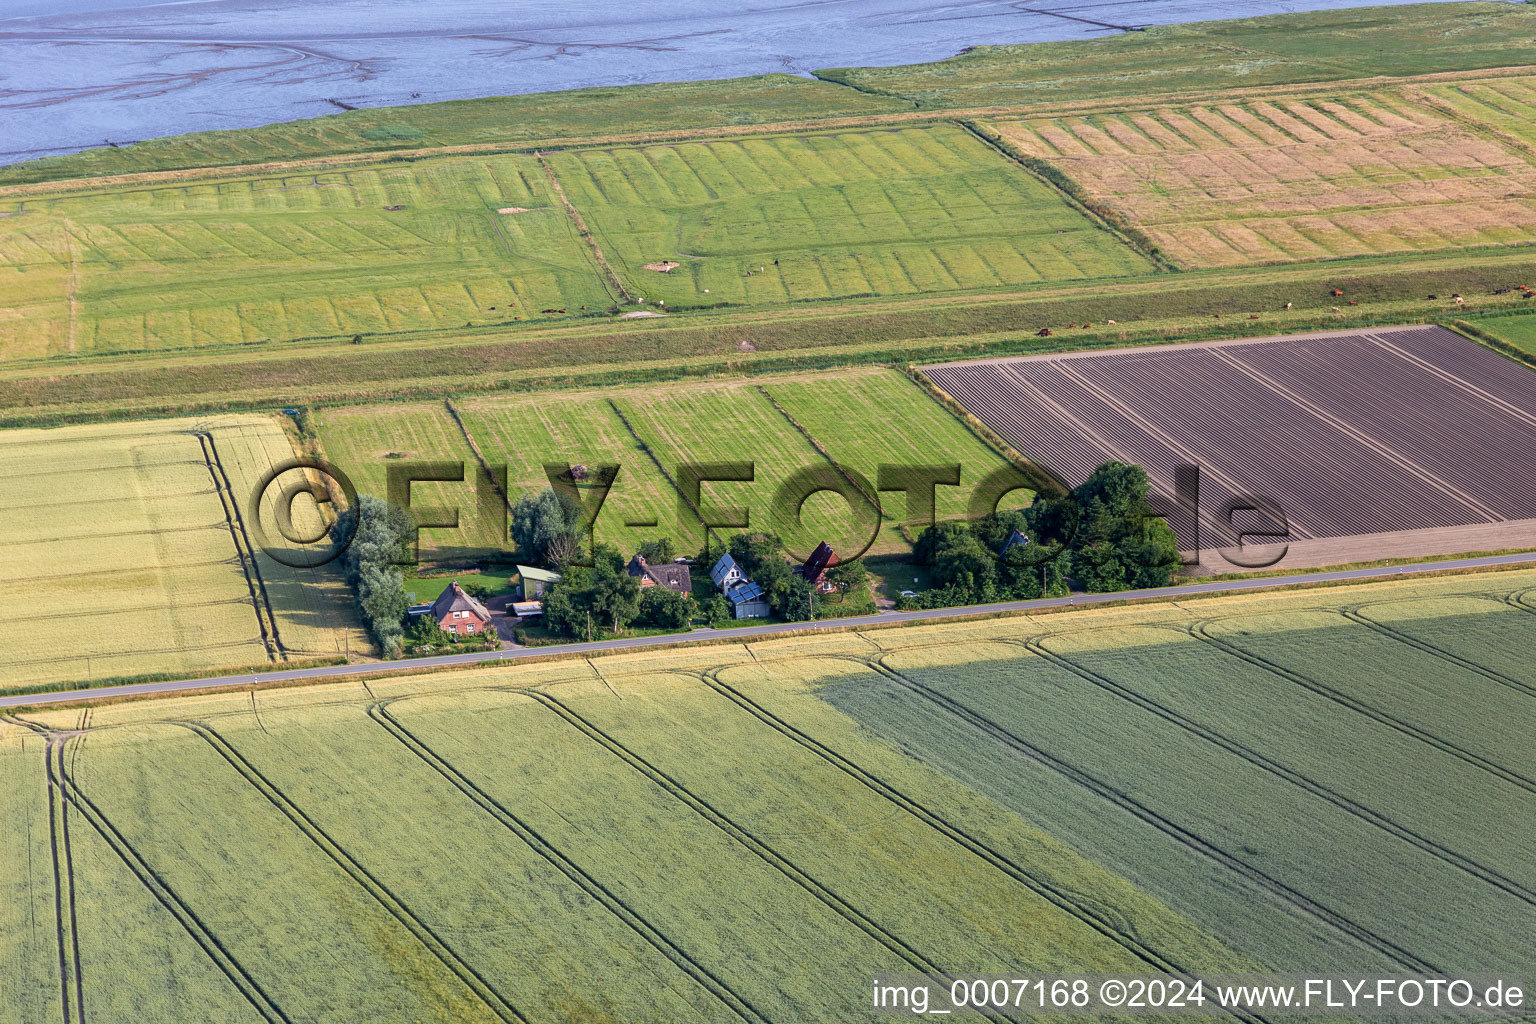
(427, 582, 492, 636)
(710, 552, 747, 590)
(626, 555, 692, 594)
(796, 541, 838, 594)
(711, 551, 769, 618)
(516, 565, 561, 599)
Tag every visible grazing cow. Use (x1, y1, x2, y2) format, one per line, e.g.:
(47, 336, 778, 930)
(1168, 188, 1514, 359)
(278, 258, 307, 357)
(1428, 295, 1438, 300)
(1106, 319, 1117, 325)
(1249, 314, 1260, 319)
(1452, 293, 1462, 300)
(1037, 328, 1053, 337)
(1455, 296, 1466, 306)
(1348, 301, 1358, 306)
(1284, 302, 1293, 310)
(1331, 306, 1342, 313)
(1331, 289, 1345, 297)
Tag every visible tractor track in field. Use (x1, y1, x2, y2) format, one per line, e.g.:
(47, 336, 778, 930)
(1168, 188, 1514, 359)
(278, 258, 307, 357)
(686, 669, 1279, 1024)
(1345, 604, 1536, 703)
(0, 716, 293, 1024)
(38, 734, 85, 1024)
(1190, 616, 1536, 799)
(859, 652, 1436, 973)
(194, 432, 284, 662)
(1020, 636, 1536, 916)
(365, 698, 770, 1024)
(523, 687, 1031, 1022)
(174, 720, 530, 1024)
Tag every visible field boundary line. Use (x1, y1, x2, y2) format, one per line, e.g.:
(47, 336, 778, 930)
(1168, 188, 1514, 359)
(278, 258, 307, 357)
(0, 719, 297, 1024)
(1025, 635, 1536, 915)
(1364, 332, 1536, 435)
(957, 119, 1176, 272)
(754, 384, 882, 513)
(193, 431, 284, 661)
(367, 699, 771, 1024)
(689, 669, 1276, 1024)
(861, 653, 1432, 971)
(177, 721, 531, 1024)
(603, 397, 716, 546)
(535, 151, 632, 304)
(525, 688, 1023, 1018)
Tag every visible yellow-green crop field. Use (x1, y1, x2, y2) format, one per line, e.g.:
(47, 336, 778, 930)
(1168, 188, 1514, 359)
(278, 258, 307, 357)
(986, 84, 1536, 268)
(312, 366, 1021, 562)
(553, 124, 1155, 306)
(0, 416, 361, 690)
(0, 155, 612, 360)
(4, 569, 1532, 1021)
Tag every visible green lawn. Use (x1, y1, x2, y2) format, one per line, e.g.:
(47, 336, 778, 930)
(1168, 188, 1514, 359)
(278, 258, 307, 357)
(1467, 312, 1536, 358)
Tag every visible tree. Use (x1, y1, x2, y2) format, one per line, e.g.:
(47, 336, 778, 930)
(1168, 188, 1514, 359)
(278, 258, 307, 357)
(637, 537, 676, 564)
(336, 495, 414, 657)
(772, 573, 816, 622)
(931, 530, 998, 605)
(701, 593, 731, 627)
(510, 488, 583, 566)
(826, 557, 868, 597)
(640, 586, 694, 629)
(541, 543, 641, 638)
(1068, 462, 1181, 592)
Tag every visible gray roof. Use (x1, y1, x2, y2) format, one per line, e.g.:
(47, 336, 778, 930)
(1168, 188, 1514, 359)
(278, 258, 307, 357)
(428, 581, 492, 623)
(628, 555, 693, 593)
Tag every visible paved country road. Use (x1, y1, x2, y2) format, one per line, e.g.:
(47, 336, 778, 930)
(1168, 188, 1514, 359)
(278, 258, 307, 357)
(6, 551, 1535, 710)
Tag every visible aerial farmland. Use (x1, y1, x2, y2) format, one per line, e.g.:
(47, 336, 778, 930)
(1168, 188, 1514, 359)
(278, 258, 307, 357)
(4, 4, 1536, 1022)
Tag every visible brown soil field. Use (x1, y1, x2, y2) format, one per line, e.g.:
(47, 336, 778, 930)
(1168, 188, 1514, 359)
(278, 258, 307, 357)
(925, 325, 1536, 570)
(988, 86, 1536, 267)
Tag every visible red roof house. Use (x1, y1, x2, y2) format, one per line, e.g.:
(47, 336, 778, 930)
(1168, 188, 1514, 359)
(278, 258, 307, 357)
(428, 581, 492, 636)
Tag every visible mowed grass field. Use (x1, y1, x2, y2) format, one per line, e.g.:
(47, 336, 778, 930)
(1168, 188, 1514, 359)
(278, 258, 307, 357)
(0, 155, 611, 360)
(987, 87, 1536, 267)
(552, 124, 1154, 306)
(5, 569, 1533, 1022)
(312, 366, 1019, 562)
(0, 415, 361, 692)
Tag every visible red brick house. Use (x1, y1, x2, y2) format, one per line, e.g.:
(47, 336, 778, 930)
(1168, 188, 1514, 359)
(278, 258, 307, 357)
(428, 581, 492, 636)
(797, 541, 839, 594)
(626, 555, 693, 594)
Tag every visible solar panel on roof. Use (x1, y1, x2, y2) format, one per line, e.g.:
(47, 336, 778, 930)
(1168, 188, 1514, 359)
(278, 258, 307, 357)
(731, 581, 764, 602)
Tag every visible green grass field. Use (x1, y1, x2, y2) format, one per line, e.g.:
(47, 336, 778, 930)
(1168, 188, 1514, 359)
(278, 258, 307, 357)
(818, 3, 1536, 109)
(553, 124, 1153, 306)
(312, 366, 1018, 563)
(0, 155, 614, 359)
(5, 569, 1532, 1022)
